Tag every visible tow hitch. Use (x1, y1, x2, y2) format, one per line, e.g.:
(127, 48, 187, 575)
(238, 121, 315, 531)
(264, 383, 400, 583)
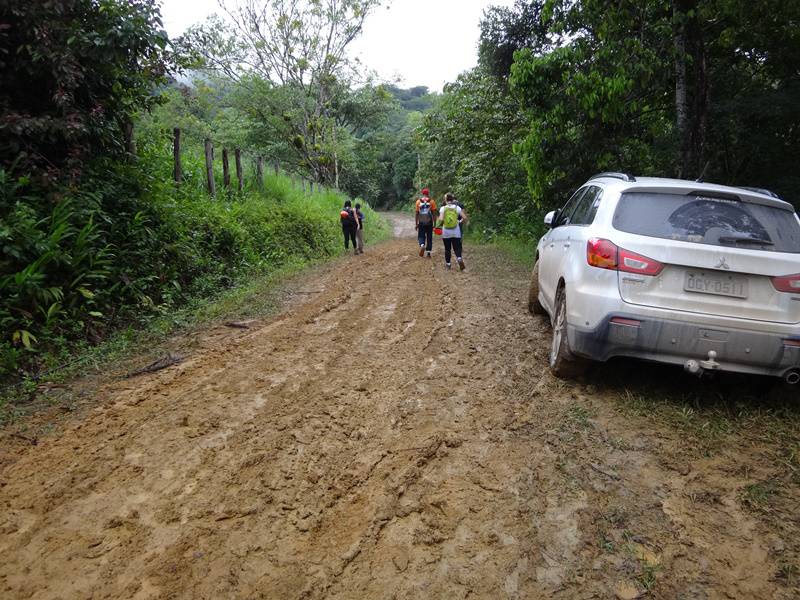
(684, 350, 721, 378)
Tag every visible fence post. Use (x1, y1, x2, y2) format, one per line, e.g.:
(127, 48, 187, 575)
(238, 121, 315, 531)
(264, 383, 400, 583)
(222, 148, 231, 188)
(256, 157, 264, 188)
(273, 161, 279, 177)
(173, 128, 182, 184)
(235, 148, 243, 191)
(204, 138, 215, 197)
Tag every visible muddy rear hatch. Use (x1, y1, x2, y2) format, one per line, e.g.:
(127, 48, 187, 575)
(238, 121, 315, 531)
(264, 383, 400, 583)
(611, 191, 800, 324)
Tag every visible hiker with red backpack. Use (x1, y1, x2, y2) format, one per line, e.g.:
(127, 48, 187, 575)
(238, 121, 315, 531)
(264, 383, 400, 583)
(340, 200, 359, 255)
(415, 188, 437, 258)
(437, 193, 468, 270)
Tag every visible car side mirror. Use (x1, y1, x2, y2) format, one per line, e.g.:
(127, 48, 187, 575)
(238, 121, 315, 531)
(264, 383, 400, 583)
(544, 210, 556, 228)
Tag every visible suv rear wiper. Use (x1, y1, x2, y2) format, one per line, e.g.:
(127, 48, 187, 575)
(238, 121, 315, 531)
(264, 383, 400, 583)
(718, 235, 774, 246)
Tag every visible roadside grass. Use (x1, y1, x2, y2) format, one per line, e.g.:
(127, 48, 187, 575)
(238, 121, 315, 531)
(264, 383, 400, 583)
(477, 234, 800, 452)
(467, 232, 536, 267)
(742, 479, 779, 509)
(1, 215, 392, 427)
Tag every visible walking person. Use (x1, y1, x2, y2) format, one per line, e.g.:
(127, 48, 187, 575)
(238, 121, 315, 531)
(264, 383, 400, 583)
(355, 202, 365, 254)
(340, 200, 358, 255)
(415, 188, 437, 258)
(437, 193, 468, 270)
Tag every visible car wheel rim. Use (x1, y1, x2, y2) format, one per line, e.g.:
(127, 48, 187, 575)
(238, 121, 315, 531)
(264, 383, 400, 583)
(550, 298, 564, 367)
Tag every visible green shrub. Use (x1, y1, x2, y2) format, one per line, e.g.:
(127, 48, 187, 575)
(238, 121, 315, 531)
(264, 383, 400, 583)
(0, 141, 388, 382)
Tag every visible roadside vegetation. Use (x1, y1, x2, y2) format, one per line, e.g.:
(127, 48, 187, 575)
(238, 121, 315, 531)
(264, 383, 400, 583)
(418, 0, 800, 244)
(0, 1, 392, 394)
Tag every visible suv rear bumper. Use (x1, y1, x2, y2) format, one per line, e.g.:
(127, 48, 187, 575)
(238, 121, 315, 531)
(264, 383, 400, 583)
(568, 313, 800, 377)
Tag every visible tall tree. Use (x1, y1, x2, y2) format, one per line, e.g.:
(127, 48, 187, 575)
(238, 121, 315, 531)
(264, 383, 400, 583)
(179, 0, 381, 185)
(0, 0, 174, 182)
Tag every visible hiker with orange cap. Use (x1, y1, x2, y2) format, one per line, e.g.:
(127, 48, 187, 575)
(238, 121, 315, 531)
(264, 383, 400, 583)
(415, 187, 437, 258)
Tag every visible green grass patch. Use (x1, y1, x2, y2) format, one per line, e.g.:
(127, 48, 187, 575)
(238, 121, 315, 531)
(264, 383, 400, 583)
(466, 232, 537, 267)
(741, 480, 779, 510)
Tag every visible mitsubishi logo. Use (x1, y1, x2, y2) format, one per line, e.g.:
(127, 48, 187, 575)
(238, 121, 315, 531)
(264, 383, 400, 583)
(715, 257, 730, 270)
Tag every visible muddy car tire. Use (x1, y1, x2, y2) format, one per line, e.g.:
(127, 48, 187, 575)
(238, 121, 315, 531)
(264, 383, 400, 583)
(549, 289, 588, 379)
(528, 260, 546, 316)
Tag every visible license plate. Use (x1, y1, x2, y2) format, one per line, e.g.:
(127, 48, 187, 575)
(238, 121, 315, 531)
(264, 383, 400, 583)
(684, 272, 748, 299)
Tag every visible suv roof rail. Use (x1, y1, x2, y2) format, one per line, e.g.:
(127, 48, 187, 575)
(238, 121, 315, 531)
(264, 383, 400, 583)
(589, 172, 636, 183)
(738, 186, 782, 200)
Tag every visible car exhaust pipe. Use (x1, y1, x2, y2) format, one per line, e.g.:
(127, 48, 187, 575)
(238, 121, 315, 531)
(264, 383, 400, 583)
(785, 369, 800, 385)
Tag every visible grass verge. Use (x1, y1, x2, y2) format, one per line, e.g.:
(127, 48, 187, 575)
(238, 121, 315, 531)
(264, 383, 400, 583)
(1, 214, 391, 427)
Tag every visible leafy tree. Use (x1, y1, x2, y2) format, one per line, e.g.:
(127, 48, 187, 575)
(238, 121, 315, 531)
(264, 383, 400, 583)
(511, 1, 674, 208)
(180, 0, 382, 185)
(509, 0, 800, 208)
(0, 0, 174, 182)
(418, 68, 534, 235)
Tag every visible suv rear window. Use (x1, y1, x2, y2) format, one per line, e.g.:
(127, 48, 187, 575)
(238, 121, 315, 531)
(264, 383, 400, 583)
(613, 192, 800, 253)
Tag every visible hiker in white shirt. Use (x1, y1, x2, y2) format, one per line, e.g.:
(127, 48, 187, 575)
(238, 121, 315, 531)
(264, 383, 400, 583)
(437, 193, 468, 271)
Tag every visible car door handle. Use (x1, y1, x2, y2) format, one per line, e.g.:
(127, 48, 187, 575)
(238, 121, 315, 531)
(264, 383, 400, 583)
(549, 243, 555, 248)
(563, 243, 571, 248)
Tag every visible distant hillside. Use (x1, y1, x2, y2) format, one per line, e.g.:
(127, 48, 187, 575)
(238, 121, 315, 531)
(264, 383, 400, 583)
(384, 85, 436, 112)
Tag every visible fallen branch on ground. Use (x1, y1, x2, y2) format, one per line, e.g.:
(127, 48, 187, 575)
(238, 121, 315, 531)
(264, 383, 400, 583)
(126, 353, 184, 378)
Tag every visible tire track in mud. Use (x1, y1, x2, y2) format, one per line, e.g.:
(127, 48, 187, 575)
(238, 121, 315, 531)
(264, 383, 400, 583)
(1, 215, 798, 599)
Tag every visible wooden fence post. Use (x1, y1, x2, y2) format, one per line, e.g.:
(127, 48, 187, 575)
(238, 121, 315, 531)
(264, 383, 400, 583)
(273, 161, 279, 177)
(235, 149, 243, 191)
(256, 157, 264, 188)
(204, 139, 215, 197)
(222, 148, 231, 188)
(173, 128, 182, 184)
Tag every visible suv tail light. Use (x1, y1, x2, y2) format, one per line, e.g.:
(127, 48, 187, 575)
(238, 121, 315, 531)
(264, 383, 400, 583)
(772, 273, 800, 293)
(587, 238, 664, 276)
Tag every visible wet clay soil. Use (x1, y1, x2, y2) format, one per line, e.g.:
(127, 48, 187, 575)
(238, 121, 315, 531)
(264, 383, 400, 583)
(1, 214, 798, 599)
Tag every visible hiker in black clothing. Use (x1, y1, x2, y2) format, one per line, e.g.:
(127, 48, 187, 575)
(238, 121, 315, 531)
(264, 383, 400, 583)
(340, 200, 358, 254)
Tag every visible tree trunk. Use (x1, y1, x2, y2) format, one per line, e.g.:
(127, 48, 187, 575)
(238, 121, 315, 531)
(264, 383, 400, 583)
(222, 148, 231, 188)
(333, 125, 339, 190)
(235, 149, 243, 191)
(123, 120, 137, 160)
(204, 139, 216, 197)
(173, 128, 182, 184)
(256, 157, 264, 188)
(674, 0, 709, 179)
(673, 3, 689, 177)
(691, 36, 709, 179)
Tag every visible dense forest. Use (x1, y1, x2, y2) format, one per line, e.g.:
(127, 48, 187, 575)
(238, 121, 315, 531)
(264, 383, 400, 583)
(419, 0, 800, 237)
(2, 0, 799, 383)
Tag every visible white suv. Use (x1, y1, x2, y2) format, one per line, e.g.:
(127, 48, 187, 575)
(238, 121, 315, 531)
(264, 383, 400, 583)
(528, 173, 800, 384)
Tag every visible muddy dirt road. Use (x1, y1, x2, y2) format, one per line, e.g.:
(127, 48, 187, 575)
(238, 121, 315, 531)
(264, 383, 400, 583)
(1, 214, 798, 599)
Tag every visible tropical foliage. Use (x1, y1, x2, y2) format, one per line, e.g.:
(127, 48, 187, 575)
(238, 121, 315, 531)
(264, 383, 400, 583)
(417, 0, 800, 239)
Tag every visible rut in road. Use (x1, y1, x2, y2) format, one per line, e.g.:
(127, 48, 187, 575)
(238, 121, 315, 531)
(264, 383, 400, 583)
(1, 215, 798, 599)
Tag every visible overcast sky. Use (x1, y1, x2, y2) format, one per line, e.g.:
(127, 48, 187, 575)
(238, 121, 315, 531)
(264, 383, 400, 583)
(159, 0, 516, 91)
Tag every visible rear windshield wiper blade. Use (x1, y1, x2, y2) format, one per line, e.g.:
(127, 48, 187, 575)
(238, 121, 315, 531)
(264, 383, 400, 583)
(718, 235, 774, 246)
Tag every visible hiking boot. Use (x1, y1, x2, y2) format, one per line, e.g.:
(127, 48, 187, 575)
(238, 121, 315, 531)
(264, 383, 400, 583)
(419, 245, 425, 257)
(445, 263, 452, 270)
(425, 251, 431, 258)
(458, 258, 466, 271)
